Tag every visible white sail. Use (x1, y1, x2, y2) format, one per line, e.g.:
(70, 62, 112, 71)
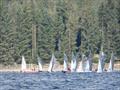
(74, 53, 78, 71)
(77, 61, 83, 72)
(97, 51, 106, 73)
(73, 58, 77, 71)
(77, 54, 86, 72)
(82, 54, 87, 72)
(38, 57, 43, 71)
(63, 53, 68, 71)
(85, 52, 92, 72)
(97, 58, 103, 72)
(108, 52, 114, 72)
(48, 53, 56, 72)
(21, 56, 27, 71)
(71, 52, 77, 72)
(71, 53, 74, 72)
(85, 59, 90, 72)
(89, 52, 93, 71)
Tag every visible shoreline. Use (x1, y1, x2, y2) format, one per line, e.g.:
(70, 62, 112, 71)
(0, 70, 120, 73)
(0, 63, 119, 72)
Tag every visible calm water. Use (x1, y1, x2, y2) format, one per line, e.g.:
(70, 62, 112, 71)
(0, 72, 120, 90)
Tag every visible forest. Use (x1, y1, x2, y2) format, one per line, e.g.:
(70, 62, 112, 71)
(0, 0, 120, 65)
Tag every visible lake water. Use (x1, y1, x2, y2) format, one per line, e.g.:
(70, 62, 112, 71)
(0, 72, 120, 90)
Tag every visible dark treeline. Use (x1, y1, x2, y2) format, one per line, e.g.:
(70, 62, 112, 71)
(0, 0, 120, 65)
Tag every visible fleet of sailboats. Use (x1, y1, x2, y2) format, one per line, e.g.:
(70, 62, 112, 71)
(21, 52, 116, 73)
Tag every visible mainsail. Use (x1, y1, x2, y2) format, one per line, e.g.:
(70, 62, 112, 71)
(71, 52, 77, 72)
(85, 59, 90, 72)
(38, 57, 43, 71)
(63, 53, 68, 71)
(108, 52, 114, 72)
(71, 53, 74, 72)
(48, 53, 56, 72)
(85, 52, 92, 72)
(21, 56, 27, 71)
(97, 51, 106, 73)
(77, 54, 86, 72)
(77, 61, 83, 72)
(82, 54, 87, 72)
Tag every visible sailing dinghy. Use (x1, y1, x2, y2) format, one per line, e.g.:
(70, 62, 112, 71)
(85, 52, 92, 72)
(21, 56, 27, 72)
(37, 57, 43, 72)
(71, 52, 77, 72)
(97, 51, 106, 73)
(63, 53, 68, 72)
(48, 53, 56, 72)
(108, 52, 115, 72)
